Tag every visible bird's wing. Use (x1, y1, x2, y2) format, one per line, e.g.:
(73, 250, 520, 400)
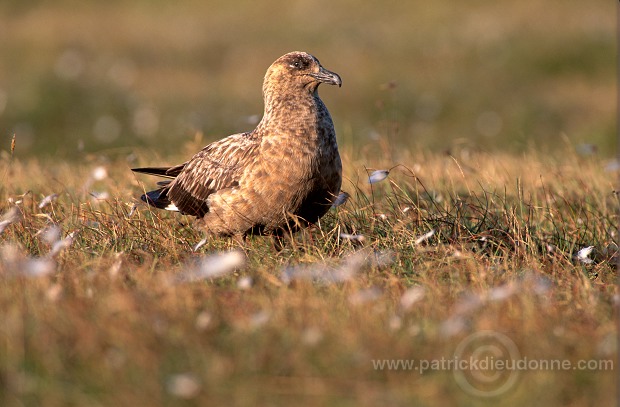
(167, 132, 259, 216)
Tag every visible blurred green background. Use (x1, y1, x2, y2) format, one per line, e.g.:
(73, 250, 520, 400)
(0, 0, 615, 158)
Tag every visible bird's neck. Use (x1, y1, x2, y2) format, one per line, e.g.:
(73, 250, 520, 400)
(255, 91, 325, 137)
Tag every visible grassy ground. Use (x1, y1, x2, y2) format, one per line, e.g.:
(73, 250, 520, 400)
(0, 140, 617, 406)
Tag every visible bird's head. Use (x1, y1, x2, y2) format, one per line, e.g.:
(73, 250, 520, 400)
(263, 51, 342, 97)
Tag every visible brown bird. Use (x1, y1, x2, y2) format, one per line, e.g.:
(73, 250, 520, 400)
(132, 51, 342, 238)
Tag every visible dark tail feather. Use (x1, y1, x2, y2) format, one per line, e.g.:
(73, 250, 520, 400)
(141, 188, 175, 211)
(134, 165, 184, 212)
(132, 163, 186, 178)
(132, 167, 175, 179)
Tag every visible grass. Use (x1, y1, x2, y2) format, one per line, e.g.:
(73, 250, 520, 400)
(0, 139, 617, 406)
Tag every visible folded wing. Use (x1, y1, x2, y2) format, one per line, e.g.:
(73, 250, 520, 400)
(133, 133, 259, 217)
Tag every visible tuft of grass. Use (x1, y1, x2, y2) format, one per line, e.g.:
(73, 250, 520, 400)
(0, 142, 616, 406)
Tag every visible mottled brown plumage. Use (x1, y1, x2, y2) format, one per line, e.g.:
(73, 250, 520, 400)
(132, 51, 342, 237)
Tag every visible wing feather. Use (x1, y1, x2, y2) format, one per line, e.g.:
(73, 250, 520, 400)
(167, 133, 259, 216)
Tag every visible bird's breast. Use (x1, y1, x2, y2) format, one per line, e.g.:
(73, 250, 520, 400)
(243, 93, 340, 223)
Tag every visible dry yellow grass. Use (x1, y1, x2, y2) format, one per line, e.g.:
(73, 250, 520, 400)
(0, 141, 616, 406)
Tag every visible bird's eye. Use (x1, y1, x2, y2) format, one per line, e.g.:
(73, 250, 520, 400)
(290, 59, 306, 70)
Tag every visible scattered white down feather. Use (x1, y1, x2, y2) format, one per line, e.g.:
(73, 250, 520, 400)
(576, 246, 594, 264)
(0, 206, 21, 234)
(166, 373, 201, 399)
(331, 191, 350, 207)
(38, 193, 58, 209)
(49, 231, 77, 257)
(368, 170, 390, 184)
(414, 229, 435, 245)
(193, 238, 208, 252)
(340, 233, 365, 242)
(400, 286, 425, 310)
(181, 250, 246, 282)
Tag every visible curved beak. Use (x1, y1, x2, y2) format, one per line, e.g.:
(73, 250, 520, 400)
(309, 66, 342, 87)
